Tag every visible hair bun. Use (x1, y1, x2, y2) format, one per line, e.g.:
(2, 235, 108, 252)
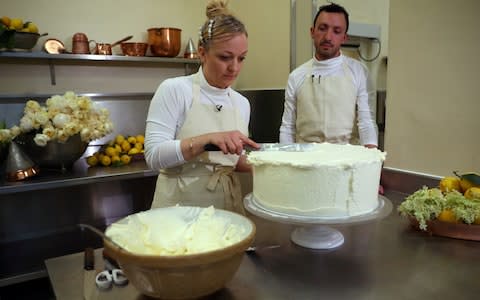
(206, 0, 230, 19)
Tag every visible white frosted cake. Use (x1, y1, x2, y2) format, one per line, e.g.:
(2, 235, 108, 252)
(247, 143, 386, 218)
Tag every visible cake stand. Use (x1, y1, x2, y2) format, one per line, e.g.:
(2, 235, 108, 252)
(244, 193, 393, 250)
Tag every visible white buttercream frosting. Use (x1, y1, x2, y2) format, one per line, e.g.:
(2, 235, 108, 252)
(106, 206, 246, 255)
(247, 143, 386, 217)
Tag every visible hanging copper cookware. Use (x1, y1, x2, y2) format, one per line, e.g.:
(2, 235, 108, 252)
(147, 27, 181, 57)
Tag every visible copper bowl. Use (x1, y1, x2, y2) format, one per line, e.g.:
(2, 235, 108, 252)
(120, 42, 148, 56)
(147, 27, 181, 57)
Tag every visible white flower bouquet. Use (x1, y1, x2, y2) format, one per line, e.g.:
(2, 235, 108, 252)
(15, 91, 114, 146)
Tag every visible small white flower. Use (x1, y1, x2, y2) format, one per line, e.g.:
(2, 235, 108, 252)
(10, 126, 21, 137)
(64, 122, 79, 136)
(34, 111, 49, 126)
(57, 130, 69, 143)
(80, 128, 91, 142)
(42, 127, 57, 139)
(0, 129, 11, 142)
(52, 113, 71, 128)
(33, 133, 49, 147)
(19, 116, 34, 132)
(25, 100, 41, 112)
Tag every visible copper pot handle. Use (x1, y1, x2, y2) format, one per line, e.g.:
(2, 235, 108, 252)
(111, 35, 133, 48)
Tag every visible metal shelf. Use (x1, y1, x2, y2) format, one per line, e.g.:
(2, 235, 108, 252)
(0, 51, 200, 85)
(0, 51, 200, 64)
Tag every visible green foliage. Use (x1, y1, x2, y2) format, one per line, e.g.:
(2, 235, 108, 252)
(398, 187, 444, 230)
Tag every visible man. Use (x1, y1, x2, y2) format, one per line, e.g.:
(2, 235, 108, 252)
(279, 3, 378, 148)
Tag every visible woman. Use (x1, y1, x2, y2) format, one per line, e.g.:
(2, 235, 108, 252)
(144, 0, 258, 214)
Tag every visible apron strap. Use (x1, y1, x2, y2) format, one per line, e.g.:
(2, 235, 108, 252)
(206, 166, 245, 215)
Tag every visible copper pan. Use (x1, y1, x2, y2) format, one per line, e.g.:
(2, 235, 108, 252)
(147, 27, 181, 57)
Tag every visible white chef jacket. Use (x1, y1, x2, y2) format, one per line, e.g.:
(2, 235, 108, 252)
(145, 68, 251, 170)
(279, 54, 378, 146)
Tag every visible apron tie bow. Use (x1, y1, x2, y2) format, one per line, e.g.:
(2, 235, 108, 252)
(207, 166, 245, 215)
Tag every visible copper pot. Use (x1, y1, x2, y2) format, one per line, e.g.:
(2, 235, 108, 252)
(147, 27, 181, 57)
(72, 32, 95, 54)
(120, 42, 148, 56)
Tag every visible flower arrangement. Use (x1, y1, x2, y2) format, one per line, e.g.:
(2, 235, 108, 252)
(7, 91, 114, 146)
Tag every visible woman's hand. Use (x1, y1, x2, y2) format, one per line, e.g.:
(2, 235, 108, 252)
(181, 130, 259, 160)
(208, 130, 259, 155)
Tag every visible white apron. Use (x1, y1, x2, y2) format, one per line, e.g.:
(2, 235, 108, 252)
(296, 61, 359, 144)
(150, 72, 249, 214)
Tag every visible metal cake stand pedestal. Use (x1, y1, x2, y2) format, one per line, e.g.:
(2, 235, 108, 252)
(244, 194, 393, 249)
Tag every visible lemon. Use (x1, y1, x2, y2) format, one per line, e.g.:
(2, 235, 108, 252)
(464, 187, 480, 200)
(105, 146, 117, 157)
(100, 155, 111, 166)
(26, 22, 38, 33)
(111, 155, 121, 164)
(439, 176, 461, 193)
(134, 142, 143, 150)
(121, 140, 131, 152)
(454, 171, 480, 193)
(437, 209, 457, 223)
(459, 178, 480, 193)
(86, 155, 98, 167)
(1, 16, 11, 27)
(127, 136, 136, 144)
(136, 134, 145, 144)
(114, 144, 122, 154)
(10, 18, 23, 30)
(115, 134, 125, 145)
(128, 148, 140, 155)
(120, 154, 131, 165)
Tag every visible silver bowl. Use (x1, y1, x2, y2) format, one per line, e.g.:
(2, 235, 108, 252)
(15, 132, 88, 171)
(0, 141, 8, 166)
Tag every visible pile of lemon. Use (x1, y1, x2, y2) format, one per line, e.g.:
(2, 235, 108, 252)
(86, 134, 145, 167)
(439, 173, 480, 199)
(1, 16, 39, 33)
(437, 172, 480, 223)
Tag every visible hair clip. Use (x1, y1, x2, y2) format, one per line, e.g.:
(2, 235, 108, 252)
(207, 19, 214, 40)
(198, 26, 204, 44)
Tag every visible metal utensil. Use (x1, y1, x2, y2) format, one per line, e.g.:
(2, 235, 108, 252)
(83, 247, 96, 299)
(78, 223, 128, 252)
(245, 244, 281, 253)
(204, 143, 316, 152)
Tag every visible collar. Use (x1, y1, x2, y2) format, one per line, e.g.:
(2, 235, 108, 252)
(312, 53, 344, 70)
(196, 66, 231, 97)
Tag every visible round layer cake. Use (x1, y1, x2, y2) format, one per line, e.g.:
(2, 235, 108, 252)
(247, 143, 386, 218)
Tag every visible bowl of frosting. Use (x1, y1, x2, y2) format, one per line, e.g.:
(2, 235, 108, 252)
(103, 206, 256, 299)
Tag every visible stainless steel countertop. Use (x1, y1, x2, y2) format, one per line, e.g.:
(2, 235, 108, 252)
(0, 160, 157, 195)
(45, 190, 480, 300)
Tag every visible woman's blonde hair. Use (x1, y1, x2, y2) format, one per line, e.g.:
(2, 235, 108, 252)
(198, 0, 247, 50)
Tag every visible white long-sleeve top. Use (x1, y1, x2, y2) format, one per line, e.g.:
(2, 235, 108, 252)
(144, 69, 251, 170)
(279, 54, 378, 146)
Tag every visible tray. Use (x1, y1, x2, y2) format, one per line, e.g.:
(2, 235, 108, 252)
(409, 217, 480, 241)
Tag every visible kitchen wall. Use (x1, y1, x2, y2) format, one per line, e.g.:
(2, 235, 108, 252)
(1, 0, 385, 94)
(0, 0, 290, 93)
(385, 0, 480, 176)
(5, 0, 477, 178)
